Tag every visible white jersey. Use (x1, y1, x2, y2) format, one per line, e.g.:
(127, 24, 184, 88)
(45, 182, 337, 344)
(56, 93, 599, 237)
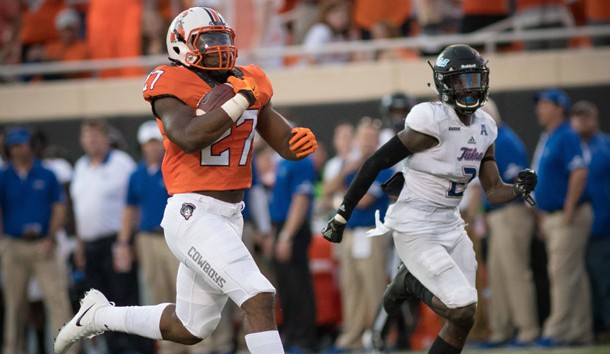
(399, 102, 497, 208)
(372, 102, 497, 238)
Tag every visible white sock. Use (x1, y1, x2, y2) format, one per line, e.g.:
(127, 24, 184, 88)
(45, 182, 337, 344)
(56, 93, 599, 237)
(94, 303, 169, 340)
(245, 330, 285, 354)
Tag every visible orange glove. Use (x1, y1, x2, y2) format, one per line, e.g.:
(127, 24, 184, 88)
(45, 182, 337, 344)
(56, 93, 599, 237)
(227, 76, 258, 106)
(289, 127, 318, 158)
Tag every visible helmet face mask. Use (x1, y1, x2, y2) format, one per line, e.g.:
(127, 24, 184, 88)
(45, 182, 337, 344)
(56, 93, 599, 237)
(167, 8, 238, 71)
(431, 44, 489, 116)
(192, 29, 237, 70)
(440, 70, 489, 111)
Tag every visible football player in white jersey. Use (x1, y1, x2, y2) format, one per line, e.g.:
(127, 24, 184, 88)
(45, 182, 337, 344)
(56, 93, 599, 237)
(322, 44, 537, 354)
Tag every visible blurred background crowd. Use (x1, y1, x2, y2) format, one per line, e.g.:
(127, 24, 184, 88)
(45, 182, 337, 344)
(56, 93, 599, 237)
(0, 0, 609, 81)
(0, 1, 609, 354)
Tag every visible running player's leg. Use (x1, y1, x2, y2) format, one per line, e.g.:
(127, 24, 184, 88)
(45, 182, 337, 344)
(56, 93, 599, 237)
(393, 231, 478, 353)
(167, 195, 283, 353)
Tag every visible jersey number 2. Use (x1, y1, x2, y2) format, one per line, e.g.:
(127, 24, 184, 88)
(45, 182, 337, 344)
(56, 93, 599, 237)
(201, 110, 257, 166)
(447, 167, 477, 198)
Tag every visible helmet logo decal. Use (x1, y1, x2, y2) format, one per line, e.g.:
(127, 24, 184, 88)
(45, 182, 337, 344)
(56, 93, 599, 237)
(171, 11, 188, 43)
(436, 54, 450, 68)
(461, 64, 477, 69)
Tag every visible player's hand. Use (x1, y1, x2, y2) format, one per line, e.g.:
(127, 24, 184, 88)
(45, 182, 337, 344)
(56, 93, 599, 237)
(513, 168, 537, 197)
(322, 215, 346, 243)
(289, 127, 318, 158)
(227, 76, 257, 106)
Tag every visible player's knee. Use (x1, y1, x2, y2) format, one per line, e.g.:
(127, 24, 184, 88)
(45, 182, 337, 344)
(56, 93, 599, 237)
(197, 320, 220, 341)
(160, 307, 205, 345)
(242, 292, 275, 318)
(446, 303, 476, 328)
(444, 285, 477, 309)
(179, 334, 204, 346)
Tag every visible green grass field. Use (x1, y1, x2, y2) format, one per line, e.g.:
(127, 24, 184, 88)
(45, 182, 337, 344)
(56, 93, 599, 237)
(392, 345, 610, 354)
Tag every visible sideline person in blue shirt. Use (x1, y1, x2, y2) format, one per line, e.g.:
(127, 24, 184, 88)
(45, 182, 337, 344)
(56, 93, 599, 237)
(0, 127, 77, 354)
(532, 88, 593, 347)
(570, 100, 610, 342)
(269, 152, 318, 353)
(480, 99, 540, 347)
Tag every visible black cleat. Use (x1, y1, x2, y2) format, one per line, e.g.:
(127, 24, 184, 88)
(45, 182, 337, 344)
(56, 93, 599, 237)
(383, 263, 415, 315)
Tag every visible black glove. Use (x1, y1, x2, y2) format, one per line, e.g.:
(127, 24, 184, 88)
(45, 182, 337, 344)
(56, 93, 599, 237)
(513, 168, 537, 197)
(321, 216, 346, 243)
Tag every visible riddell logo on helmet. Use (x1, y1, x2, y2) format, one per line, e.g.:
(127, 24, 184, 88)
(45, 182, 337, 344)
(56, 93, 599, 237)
(461, 64, 477, 69)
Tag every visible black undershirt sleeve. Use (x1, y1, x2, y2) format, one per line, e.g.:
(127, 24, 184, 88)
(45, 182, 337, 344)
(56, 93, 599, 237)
(337, 135, 412, 220)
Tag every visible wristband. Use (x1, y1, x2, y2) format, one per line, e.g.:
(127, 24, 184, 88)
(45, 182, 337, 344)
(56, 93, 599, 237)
(220, 94, 250, 122)
(334, 214, 347, 224)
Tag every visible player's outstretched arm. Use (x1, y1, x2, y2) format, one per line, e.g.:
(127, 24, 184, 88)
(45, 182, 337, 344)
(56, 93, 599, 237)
(322, 128, 436, 243)
(479, 144, 537, 205)
(256, 102, 317, 161)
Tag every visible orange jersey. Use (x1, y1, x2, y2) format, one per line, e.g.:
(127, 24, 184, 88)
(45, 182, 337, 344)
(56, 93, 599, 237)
(142, 64, 273, 195)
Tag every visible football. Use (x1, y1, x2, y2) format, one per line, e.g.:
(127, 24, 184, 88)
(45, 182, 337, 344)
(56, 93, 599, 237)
(196, 83, 235, 115)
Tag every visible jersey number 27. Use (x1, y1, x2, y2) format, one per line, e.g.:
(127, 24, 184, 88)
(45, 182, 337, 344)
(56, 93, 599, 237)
(201, 110, 257, 166)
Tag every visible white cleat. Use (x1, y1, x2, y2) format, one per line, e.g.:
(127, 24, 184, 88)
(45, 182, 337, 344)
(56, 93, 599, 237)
(54, 289, 113, 354)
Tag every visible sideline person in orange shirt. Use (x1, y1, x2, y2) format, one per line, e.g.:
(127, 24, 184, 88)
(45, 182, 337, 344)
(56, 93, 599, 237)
(19, 0, 66, 63)
(44, 8, 90, 79)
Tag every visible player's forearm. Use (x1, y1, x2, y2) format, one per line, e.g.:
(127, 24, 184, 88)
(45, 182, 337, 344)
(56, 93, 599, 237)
(564, 168, 587, 210)
(338, 136, 409, 220)
(156, 98, 235, 153)
(484, 182, 517, 205)
(183, 110, 236, 151)
(256, 105, 300, 161)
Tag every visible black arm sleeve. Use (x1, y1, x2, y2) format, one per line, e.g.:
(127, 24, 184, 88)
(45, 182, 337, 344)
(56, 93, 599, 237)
(338, 135, 412, 220)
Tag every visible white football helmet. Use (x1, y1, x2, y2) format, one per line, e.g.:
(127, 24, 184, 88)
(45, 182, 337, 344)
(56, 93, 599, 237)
(166, 7, 237, 71)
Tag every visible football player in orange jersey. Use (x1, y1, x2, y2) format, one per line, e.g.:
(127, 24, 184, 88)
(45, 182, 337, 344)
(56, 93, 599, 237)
(54, 7, 317, 354)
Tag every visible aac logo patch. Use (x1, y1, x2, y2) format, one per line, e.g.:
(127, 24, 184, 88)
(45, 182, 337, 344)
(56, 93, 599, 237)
(180, 202, 196, 220)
